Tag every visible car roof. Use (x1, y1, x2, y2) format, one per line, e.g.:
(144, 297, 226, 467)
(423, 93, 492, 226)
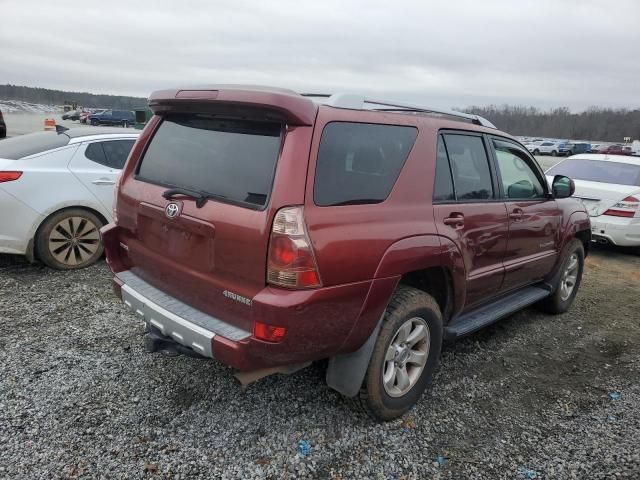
(565, 153, 640, 165)
(65, 127, 139, 144)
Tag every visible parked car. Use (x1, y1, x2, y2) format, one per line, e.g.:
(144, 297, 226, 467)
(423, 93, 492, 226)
(588, 143, 601, 153)
(103, 85, 590, 420)
(530, 141, 561, 156)
(0, 109, 6, 138)
(559, 142, 591, 156)
(61, 110, 81, 121)
(632, 140, 640, 156)
(596, 144, 632, 156)
(546, 154, 640, 249)
(88, 110, 135, 127)
(0, 127, 139, 268)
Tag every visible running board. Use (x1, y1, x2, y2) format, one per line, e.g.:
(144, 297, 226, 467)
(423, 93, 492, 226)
(445, 286, 550, 339)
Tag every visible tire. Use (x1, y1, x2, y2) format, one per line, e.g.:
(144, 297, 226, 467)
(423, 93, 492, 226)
(551, 150, 558, 157)
(35, 208, 105, 270)
(536, 239, 584, 314)
(349, 286, 443, 421)
(567, 150, 573, 157)
(533, 149, 540, 155)
(90, 119, 98, 126)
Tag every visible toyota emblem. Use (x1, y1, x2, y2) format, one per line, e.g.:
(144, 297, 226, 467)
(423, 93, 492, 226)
(165, 202, 180, 218)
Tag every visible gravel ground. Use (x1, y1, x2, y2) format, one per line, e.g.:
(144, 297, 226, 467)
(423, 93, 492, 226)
(0, 245, 639, 479)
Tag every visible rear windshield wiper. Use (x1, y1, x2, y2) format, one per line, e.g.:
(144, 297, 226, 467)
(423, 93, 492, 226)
(162, 187, 226, 208)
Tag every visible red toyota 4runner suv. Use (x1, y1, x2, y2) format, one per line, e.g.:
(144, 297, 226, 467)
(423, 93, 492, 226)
(102, 86, 590, 420)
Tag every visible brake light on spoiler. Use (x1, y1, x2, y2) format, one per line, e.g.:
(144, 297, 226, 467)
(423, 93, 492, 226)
(267, 206, 322, 289)
(603, 196, 640, 218)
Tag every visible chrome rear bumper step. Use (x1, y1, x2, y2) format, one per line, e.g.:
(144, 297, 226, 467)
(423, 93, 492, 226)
(116, 270, 251, 358)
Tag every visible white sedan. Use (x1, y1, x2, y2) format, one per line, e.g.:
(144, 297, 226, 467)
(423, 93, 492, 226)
(545, 154, 640, 248)
(0, 127, 139, 268)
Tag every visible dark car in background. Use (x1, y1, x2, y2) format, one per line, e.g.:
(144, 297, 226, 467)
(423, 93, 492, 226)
(0, 109, 6, 138)
(61, 110, 81, 121)
(560, 142, 591, 156)
(88, 109, 135, 127)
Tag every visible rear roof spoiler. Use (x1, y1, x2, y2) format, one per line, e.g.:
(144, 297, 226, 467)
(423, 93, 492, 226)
(148, 85, 317, 126)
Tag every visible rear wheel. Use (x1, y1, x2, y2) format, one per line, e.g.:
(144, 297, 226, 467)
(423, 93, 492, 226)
(533, 149, 540, 155)
(350, 286, 443, 420)
(551, 150, 558, 157)
(537, 239, 584, 314)
(91, 119, 99, 126)
(36, 209, 105, 270)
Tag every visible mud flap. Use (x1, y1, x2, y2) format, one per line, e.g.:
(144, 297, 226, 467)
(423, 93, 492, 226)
(326, 314, 383, 397)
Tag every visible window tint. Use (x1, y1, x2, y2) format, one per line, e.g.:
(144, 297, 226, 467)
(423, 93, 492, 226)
(442, 134, 493, 200)
(547, 159, 640, 186)
(137, 115, 282, 209)
(0, 131, 69, 160)
(103, 140, 135, 169)
(314, 122, 417, 206)
(85, 142, 107, 164)
(433, 136, 455, 202)
(85, 140, 135, 169)
(493, 140, 545, 199)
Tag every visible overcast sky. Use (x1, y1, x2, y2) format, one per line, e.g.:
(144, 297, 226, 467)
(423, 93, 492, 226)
(2, 0, 639, 111)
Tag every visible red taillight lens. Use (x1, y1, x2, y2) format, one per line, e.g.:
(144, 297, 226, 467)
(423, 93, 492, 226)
(267, 206, 322, 289)
(603, 196, 640, 218)
(253, 321, 287, 343)
(0, 171, 22, 183)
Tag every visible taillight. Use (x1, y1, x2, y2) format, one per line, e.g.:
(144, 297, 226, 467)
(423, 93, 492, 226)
(0, 171, 22, 183)
(603, 196, 640, 218)
(267, 206, 322, 289)
(253, 321, 287, 343)
(112, 174, 122, 223)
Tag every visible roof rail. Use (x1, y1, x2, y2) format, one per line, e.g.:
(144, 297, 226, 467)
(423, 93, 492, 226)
(300, 92, 497, 129)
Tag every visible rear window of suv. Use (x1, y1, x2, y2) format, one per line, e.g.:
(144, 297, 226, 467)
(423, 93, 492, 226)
(314, 122, 417, 206)
(137, 115, 283, 209)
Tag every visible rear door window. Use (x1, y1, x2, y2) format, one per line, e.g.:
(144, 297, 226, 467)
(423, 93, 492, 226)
(492, 139, 545, 199)
(85, 140, 135, 169)
(442, 134, 493, 200)
(314, 122, 417, 206)
(433, 136, 455, 202)
(137, 115, 283, 209)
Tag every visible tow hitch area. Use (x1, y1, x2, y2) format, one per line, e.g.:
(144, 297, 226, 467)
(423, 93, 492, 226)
(143, 328, 206, 359)
(234, 362, 311, 386)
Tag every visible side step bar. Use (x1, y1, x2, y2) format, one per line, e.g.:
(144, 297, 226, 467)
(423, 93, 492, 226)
(445, 285, 550, 339)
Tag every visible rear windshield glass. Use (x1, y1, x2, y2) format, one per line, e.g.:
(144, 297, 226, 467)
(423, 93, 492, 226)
(547, 159, 640, 186)
(137, 115, 283, 209)
(0, 131, 69, 159)
(314, 122, 418, 206)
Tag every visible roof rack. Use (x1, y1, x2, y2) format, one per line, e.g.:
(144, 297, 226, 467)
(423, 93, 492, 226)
(300, 93, 497, 129)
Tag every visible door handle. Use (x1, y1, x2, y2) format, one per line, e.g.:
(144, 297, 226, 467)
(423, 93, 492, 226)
(443, 213, 465, 228)
(509, 208, 524, 221)
(92, 178, 115, 185)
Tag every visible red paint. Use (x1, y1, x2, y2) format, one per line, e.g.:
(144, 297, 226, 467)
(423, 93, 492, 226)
(103, 85, 590, 372)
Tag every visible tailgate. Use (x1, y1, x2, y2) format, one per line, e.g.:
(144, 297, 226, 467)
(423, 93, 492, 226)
(112, 108, 311, 334)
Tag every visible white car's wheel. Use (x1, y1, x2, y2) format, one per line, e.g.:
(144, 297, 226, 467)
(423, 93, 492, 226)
(36, 209, 104, 269)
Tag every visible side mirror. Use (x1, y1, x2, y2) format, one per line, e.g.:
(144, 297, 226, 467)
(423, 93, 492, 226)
(552, 175, 575, 198)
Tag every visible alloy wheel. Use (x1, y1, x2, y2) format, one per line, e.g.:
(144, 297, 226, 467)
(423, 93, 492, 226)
(559, 253, 579, 301)
(48, 216, 101, 266)
(383, 317, 430, 398)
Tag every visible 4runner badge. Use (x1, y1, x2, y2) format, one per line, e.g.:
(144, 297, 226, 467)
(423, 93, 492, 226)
(223, 290, 252, 306)
(165, 202, 180, 218)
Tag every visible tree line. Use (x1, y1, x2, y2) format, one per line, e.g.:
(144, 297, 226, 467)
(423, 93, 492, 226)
(462, 105, 640, 142)
(0, 84, 147, 110)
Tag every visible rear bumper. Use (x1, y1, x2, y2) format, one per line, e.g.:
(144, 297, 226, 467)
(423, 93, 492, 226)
(0, 187, 43, 255)
(112, 267, 393, 372)
(590, 215, 640, 247)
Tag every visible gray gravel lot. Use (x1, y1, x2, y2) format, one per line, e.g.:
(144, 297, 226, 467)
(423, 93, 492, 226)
(0, 245, 639, 479)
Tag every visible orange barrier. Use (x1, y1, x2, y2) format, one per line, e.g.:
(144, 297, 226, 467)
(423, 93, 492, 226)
(44, 118, 56, 131)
